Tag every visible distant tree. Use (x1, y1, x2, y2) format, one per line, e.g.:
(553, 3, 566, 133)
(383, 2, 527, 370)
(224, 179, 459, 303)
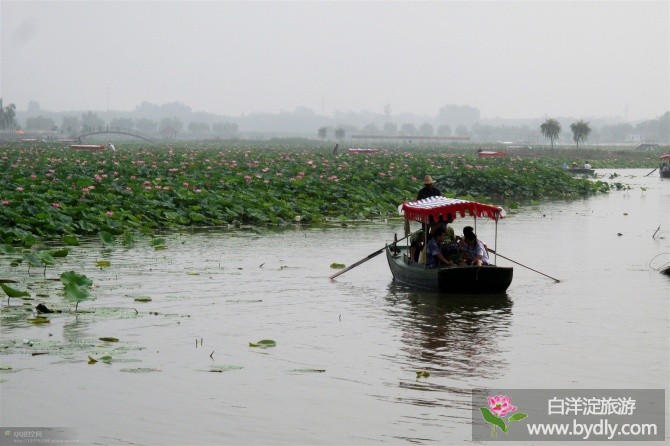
(419, 122, 434, 136)
(212, 122, 238, 134)
(438, 104, 480, 128)
(135, 118, 158, 134)
(81, 111, 104, 130)
(110, 117, 135, 130)
(540, 118, 561, 148)
(334, 127, 346, 141)
(318, 126, 327, 141)
(361, 123, 380, 135)
(25, 116, 56, 131)
(400, 123, 418, 136)
(436, 124, 451, 136)
(27, 100, 41, 116)
(570, 120, 591, 149)
(159, 117, 183, 133)
(61, 116, 80, 133)
(0, 99, 18, 130)
(455, 125, 469, 137)
(188, 122, 210, 133)
(383, 122, 397, 135)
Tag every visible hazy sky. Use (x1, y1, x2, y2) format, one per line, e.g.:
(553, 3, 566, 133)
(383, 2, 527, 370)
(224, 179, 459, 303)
(1, 0, 668, 120)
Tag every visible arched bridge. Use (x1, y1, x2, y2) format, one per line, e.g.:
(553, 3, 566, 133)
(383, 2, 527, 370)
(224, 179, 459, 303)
(71, 126, 156, 144)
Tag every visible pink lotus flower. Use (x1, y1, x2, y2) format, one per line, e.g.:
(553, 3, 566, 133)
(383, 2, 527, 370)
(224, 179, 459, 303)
(1, 200, 9, 206)
(106, 211, 114, 217)
(52, 202, 61, 208)
(488, 395, 517, 417)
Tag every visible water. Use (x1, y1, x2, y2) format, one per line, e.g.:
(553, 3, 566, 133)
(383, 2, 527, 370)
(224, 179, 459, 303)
(1, 169, 668, 445)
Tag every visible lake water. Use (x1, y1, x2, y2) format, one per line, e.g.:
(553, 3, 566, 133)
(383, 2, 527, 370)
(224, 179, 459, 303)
(1, 169, 668, 445)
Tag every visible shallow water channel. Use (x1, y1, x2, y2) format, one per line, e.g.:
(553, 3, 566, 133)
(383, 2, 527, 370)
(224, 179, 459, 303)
(1, 169, 668, 445)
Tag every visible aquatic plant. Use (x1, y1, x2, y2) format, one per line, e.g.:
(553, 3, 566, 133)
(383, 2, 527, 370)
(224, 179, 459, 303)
(60, 271, 94, 311)
(0, 142, 619, 245)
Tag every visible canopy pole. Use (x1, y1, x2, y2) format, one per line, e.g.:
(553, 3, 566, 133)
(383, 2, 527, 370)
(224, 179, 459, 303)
(494, 215, 499, 265)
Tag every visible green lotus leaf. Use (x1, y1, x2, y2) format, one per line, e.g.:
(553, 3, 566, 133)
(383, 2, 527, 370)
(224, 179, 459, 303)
(1, 283, 30, 298)
(62, 235, 80, 246)
(99, 231, 115, 245)
(96, 260, 111, 268)
(99, 337, 119, 342)
(330, 263, 345, 269)
(134, 296, 152, 302)
(60, 271, 93, 288)
(249, 339, 276, 348)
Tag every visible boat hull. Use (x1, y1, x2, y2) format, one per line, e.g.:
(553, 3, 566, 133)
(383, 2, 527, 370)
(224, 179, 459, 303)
(386, 246, 513, 294)
(660, 170, 670, 179)
(567, 168, 595, 175)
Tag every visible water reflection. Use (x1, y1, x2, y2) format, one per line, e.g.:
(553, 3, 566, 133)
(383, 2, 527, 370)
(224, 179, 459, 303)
(385, 283, 513, 380)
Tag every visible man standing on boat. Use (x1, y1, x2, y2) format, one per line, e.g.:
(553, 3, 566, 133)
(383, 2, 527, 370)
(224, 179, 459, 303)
(417, 175, 441, 200)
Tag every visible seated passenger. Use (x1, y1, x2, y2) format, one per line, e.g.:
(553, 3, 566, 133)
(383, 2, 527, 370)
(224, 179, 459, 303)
(425, 227, 454, 268)
(459, 229, 490, 266)
(409, 229, 425, 262)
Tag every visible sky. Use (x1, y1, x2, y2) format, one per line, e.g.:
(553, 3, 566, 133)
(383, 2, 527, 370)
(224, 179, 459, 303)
(1, 0, 668, 121)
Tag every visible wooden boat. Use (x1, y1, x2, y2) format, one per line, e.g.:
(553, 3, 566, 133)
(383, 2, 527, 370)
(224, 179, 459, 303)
(477, 150, 508, 158)
(566, 168, 595, 175)
(660, 154, 670, 179)
(348, 148, 380, 155)
(70, 144, 105, 150)
(386, 196, 513, 294)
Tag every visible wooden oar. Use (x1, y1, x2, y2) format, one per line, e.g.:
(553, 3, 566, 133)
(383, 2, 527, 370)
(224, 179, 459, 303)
(329, 231, 414, 280)
(645, 168, 658, 177)
(489, 248, 561, 283)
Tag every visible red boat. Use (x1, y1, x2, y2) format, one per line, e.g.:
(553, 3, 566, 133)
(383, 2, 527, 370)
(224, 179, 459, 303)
(70, 144, 106, 150)
(348, 148, 380, 155)
(477, 150, 508, 158)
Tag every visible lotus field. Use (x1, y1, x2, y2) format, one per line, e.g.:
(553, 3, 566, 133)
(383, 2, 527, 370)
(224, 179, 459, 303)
(1, 142, 613, 246)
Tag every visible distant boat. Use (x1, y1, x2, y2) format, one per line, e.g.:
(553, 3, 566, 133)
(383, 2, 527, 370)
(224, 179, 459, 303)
(660, 154, 670, 179)
(566, 168, 595, 175)
(477, 150, 508, 158)
(348, 148, 380, 155)
(70, 144, 106, 150)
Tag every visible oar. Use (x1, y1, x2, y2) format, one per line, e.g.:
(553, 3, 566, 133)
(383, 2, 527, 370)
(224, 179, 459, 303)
(329, 231, 415, 280)
(645, 168, 658, 177)
(489, 248, 561, 283)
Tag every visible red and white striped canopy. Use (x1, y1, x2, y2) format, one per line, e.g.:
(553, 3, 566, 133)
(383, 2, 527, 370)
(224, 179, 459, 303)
(399, 196, 505, 223)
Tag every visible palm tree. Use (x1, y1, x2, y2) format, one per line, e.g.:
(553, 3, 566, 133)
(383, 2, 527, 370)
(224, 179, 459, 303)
(570, 120, 591, 149)
(540, 119, 561, 149)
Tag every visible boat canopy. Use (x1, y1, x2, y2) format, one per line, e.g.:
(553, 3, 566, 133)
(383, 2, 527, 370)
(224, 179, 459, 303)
(399, 196, 505, 223)
(660, 154, 670, 161)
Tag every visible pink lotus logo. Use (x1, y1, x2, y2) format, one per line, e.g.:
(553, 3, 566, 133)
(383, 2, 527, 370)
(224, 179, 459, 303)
(480, 395, 528, 438)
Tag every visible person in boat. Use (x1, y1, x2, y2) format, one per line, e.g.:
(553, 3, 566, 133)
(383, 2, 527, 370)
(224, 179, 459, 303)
(459, 228, 490, 266)
(409, 229, 425, 262)
(425, 227, 454, 268)
(583, 161, 591, 169)
(417, 175, 441, 200)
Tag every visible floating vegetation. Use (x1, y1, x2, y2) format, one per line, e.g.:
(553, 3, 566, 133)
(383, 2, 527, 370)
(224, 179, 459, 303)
(290, 368, 326, 373)
(249, 339, 276, 348)
(120, 367, 162, 373)
(330, 263, 346, 269)
(96, 260, 111, 268)
(99, 337, 120, 343)
(134, 296, 152, 302)
(207, 364, 244, 373)
(416, 370, 431, 378)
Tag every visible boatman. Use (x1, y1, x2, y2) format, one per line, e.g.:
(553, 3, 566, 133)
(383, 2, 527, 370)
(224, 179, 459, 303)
(417, 175, 441, 200)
